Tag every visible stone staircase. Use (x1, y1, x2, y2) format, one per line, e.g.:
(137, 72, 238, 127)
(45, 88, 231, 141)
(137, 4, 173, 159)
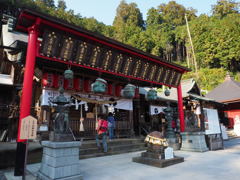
(0, 138, 146, 169)
(79, 138, 146, 159)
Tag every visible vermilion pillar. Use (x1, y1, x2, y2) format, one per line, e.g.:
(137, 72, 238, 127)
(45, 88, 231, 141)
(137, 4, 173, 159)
(17, 24, 39, 142)
(134, 87, 140, 98)
(177, 84, 185, 132)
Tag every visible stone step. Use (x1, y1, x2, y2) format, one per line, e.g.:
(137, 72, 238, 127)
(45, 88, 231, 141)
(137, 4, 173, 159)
(80, 138, 144, 149)
(80, 147, 147, 159)
(0, 138, 145, 169)
(80, 142, 146, 155)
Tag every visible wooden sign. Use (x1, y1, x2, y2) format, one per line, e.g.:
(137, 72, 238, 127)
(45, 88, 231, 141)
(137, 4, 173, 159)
(40, 30, 185, 88)
(20, 116, 38, 140)
(86, 112, 94, 119)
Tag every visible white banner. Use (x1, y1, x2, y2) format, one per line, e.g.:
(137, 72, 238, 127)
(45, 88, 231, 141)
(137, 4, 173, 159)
(114, 99, 133, 111)
(203, 108, 221, 135)
(41, 89, 71, 106)
(150, 105, 165, 115)
(41, 89, 133, 110)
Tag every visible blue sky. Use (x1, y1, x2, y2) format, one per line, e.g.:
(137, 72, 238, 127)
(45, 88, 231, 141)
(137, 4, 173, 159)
(62, 0, 218, 25)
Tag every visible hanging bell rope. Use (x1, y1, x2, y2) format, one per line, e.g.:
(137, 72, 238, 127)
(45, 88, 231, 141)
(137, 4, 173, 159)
(79, 104, 84, 132)
(95, 104, 98, 130)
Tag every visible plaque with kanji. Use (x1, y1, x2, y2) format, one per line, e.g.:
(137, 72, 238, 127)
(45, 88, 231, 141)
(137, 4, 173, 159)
(20, 115, 38, 140)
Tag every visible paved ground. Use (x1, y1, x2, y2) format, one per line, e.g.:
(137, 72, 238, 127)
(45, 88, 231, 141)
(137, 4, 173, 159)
(2, 138, 240, 180)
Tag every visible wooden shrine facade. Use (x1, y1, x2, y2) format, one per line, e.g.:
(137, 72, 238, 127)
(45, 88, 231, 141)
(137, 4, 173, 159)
(16, 9, 189, 88)
(14, 9, 190, 141)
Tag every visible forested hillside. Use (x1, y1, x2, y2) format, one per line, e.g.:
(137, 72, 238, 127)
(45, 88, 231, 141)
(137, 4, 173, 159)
(1, 0, 240, 92)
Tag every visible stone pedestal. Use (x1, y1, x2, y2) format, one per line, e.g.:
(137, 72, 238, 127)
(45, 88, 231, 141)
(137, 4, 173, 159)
(181, 132, 208, 152)
(132, 143, 184, 168)
(49, 131, 73, 142)
(132, 152, 184, 168)
(38, 141, 82, 180)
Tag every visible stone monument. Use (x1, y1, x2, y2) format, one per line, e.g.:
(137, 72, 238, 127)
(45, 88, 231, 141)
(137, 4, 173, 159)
(180, 104, 208, 152)
(38, 87, 82, 180)
(132, 131, 184, 168)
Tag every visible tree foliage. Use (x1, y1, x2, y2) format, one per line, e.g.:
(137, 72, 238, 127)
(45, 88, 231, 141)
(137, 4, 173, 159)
(1, 0, 240, 91)
(157, 1, 197, 27)
(212, 0, 240, 18)
(113, 0, 144, 43)
(57, 0, 66, 10)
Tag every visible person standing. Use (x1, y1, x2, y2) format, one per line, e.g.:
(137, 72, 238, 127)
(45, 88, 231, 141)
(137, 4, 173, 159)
(96, 115, 108, 153)
(107, 112, 115, 140)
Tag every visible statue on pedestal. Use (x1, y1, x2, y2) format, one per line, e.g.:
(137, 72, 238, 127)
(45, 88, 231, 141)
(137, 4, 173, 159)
(164, 101, 181, 150)
(49, 87, 73, 142)
(164, 102, 175, 138)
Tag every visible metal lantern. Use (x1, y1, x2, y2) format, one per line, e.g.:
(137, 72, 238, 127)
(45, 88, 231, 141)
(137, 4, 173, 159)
(146, 89, 158, 101)
(122, 84, 136, 99)
(64, 69, 74, 80)
(91, 78, 107, 93)
(164, 88, 170, 96)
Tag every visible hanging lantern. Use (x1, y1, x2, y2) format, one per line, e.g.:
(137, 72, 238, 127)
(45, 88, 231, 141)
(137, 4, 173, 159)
(91, 78, 107, 93)
(42, 73, 54, 87)
(146, 89, 157, 101)
(164, 88, 170, 96)
(122, 84, 136, 99)
(42, 78, 48, 87)
(64, 69, 74, 80)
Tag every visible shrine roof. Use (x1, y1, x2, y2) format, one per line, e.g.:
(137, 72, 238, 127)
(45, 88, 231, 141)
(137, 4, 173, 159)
(16, 9, 189, 72)
(158, 79, 220, 104)
(206, 74, 240, 103)
(158, 79, 197, 100)
(14, 9, 191, 88)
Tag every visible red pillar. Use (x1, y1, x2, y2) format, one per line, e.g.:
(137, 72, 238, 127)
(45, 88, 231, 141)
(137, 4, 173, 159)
(134, 87, 140, 98)
(177, 84, 185, 132)
(17, 24, 39, 142)
(84, 79, 90, 93)
(107, 83, 113, 95)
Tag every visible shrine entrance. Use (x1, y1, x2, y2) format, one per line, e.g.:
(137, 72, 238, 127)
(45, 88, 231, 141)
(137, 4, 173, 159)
(15, 9, 190, 142)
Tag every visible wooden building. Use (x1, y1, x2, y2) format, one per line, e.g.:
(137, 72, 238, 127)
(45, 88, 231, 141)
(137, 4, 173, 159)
(158, 79, 224, 150)
(0, 12, 27, 141)
(206, 73, 240, 130)
(1, 9, 190, 142)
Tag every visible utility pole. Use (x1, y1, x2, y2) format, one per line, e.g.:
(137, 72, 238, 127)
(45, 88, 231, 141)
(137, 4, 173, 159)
(186, 45, 190, 68)
(185, 14, 198, 73)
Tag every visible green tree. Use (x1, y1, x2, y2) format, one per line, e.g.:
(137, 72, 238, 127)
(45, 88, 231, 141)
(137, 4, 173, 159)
(212, 0, 240, 18)
(113, 0, 144, 28)
(57, 0, 66, 10)
(113, 0, 144, 43)
(157, 1, 197, 27)
(0, 0, 37, 9)
(182, 68, 228, 91)
(146, 8, 163, 27)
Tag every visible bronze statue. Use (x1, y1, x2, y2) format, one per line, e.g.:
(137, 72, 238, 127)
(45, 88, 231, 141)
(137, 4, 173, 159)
(49, 87, 73, 141)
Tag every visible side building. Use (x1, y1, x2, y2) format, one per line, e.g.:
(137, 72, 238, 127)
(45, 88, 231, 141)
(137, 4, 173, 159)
(206, 73, 240, 135)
